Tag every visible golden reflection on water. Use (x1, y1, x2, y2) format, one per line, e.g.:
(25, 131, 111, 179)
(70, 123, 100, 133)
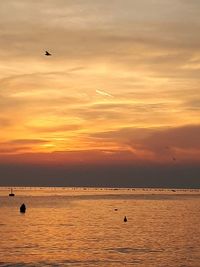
(0, 188, 200, 266)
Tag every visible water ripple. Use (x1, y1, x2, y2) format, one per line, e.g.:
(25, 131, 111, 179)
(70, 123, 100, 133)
(105, 246, 164, 254)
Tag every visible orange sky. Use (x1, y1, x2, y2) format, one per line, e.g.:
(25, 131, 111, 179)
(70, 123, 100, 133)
(0, 0, 200, 167)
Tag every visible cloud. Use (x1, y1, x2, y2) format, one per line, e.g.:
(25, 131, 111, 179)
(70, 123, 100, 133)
(72, 101, 183, 126)
(140, 124, 200, 150)
(8, 139, 50, 145)
(0, 0, 200, 169)
(92, 124, 200, 150)
(89, 124, 200, 162)
(0, 139, 50, 154)
(183, 98, 200, 111)
(1, 0, 200, 74)
(0, 117, 11, 127)
(29, 124, 82, 133)
(0, 147, 30, 154)
(91, 127, 153, 141)
(96, 89, 113, 97)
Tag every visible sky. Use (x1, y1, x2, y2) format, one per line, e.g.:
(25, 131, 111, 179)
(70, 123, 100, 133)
(0, 0, 200, 187)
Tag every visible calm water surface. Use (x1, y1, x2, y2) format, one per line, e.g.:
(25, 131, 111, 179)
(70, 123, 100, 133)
(0, 187, 200, 266)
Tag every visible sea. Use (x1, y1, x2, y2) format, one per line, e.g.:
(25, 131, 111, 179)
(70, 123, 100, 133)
(0, 187, 200, 267)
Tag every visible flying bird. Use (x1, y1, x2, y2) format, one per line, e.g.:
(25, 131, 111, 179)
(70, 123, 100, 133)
(165, 146, 176, 162)
(45, 51, 52, 56)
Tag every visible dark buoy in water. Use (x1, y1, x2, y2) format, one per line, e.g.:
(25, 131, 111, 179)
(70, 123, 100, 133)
(114, 208, 118, 211)
(20, 203, 26, 213)
(124, 216, 127, 222)
(9, 188, 15, 197)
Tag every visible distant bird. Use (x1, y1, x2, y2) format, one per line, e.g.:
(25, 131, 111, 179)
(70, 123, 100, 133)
(164, 146, 177, 162)
(45, 51, 52, 56)
(124, 216, 127, 222)
(20, 203, 26, 213)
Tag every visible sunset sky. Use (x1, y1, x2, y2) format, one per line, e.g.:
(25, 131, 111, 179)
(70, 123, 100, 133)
(1, 0, 200, 186)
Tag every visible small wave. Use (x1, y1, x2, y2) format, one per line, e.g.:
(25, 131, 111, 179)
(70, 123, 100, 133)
(106, 246, 164, 254)
(0, 264, 34, 267)
(0, 259, 142, 267)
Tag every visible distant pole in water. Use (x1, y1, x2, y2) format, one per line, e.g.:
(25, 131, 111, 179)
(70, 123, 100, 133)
(124, 216, 127, 222)
(20, 203, 26, 213)
(9, 188, 15, 197)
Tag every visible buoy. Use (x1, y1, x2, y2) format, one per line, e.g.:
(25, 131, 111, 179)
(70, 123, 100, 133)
(124, 216, 127, 222)
(9, 188, 15, 197)
(20, 203, 26, 213)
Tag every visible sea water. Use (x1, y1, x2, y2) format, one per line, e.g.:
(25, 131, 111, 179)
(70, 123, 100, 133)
(0, 187, 200, 267)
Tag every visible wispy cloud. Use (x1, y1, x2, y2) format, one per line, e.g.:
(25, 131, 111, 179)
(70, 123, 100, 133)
(29, 124, 82, 133)
(8, 139, 50, 145)
(0, 117, 11, 127)
(96, 89, 113, 98)
(89, 124, 200, 163)
(0, 139, 50, 154)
